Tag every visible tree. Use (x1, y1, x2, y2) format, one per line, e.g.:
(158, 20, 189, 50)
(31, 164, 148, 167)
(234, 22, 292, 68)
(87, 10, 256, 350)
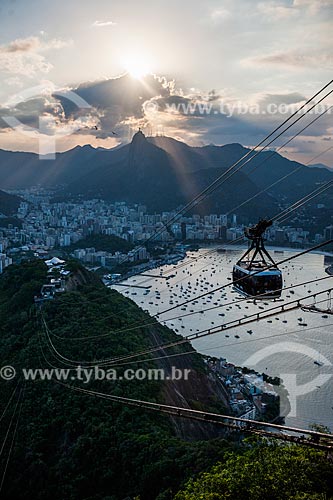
(175, 440, 333, 500)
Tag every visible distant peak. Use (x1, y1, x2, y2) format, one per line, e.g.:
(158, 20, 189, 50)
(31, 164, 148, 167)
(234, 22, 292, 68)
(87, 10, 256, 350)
(129, 129, 149, 168)
(131, 129, 146, 144)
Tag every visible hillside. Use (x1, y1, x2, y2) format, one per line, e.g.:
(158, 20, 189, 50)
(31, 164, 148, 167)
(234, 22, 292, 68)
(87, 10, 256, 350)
(66, 234, 134, 253)
(0, 145, 124, 189)
(0, 260, 332, 499)
(0, 189, 21, 216)
(65, 131, 277, 217)
(1, 133, 332, 216)
(149, 136, 333, 207)
(0, 259, 232, 499)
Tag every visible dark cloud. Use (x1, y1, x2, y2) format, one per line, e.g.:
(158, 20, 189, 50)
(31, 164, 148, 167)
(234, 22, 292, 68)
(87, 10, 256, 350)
(53, 74, 171, 138)
(0, 96, 64, 131)
(0, 73, 331, 150)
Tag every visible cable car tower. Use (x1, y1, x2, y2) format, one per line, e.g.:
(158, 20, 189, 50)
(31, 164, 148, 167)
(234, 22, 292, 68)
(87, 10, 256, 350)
(233, 219, 283, 299)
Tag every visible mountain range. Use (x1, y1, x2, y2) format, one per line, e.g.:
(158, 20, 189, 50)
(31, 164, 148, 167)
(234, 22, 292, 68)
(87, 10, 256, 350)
(0, 132, 332, 218)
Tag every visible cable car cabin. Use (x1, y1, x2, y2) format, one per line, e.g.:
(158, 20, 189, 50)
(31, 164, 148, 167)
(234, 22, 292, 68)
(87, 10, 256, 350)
(232, 219, 283, 299)
(233, 262, 282, 298)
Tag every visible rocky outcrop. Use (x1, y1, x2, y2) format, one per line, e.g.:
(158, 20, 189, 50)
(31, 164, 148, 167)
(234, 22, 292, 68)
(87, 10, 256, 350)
(65, 266, 102, 291)
(148, 326, 231, 440)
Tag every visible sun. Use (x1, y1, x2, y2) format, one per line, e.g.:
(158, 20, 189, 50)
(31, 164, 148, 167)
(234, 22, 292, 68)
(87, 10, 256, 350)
(122, 52, 153, 79)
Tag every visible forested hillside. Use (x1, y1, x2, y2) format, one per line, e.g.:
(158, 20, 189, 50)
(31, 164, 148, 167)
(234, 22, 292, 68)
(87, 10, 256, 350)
(0, 260, 231, 499)
(0, 260, 332, 499)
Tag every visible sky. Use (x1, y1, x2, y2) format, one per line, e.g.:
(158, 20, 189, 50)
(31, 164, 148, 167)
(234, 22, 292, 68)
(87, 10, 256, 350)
(0, 0, 332, 165)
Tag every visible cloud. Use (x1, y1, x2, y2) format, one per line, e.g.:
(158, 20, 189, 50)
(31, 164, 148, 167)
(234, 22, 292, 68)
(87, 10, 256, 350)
(42, 39, 71, 51)
(92, 20, 117, 27)
(210, 8, 231, 22)
(1, 73, 332, 166)
(0, 52, 52, 77)
(0, 37, 41, 54)
(293, 0, 333, 13)
(247, 50, 333, 69)
(4, 76, 25, 88)
(0, 36, 71, 77)
(0, 36, 69, 55)
(257, 1, 298, 19)
(257, 0, 332, 18)
(0, 74, 173, 140)
(0, 93, 67, 132)
(257, 92, 307, 106)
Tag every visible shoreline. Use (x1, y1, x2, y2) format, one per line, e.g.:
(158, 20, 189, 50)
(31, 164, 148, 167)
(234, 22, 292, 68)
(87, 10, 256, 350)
(110, 244, 333, 289)
(202, 243, 333, 257)
(112, 244, 333, 286)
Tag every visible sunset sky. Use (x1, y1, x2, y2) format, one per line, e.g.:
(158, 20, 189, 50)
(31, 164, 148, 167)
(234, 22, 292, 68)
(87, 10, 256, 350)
(0, 0, 332, 165)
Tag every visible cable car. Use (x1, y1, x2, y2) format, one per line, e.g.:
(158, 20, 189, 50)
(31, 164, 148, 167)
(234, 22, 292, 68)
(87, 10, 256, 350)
(233, 219, 283, 299)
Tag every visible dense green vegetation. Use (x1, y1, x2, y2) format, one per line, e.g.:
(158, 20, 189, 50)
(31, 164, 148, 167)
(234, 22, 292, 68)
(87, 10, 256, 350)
(66, 233, 134, 254)
(0, 260, 231, 499)
(175, 440, 333, 499)
(0, 260, 332, 500)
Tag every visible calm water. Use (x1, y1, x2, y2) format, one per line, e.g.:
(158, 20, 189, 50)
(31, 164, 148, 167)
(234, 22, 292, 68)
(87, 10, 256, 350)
(114, 247, 333, 430)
